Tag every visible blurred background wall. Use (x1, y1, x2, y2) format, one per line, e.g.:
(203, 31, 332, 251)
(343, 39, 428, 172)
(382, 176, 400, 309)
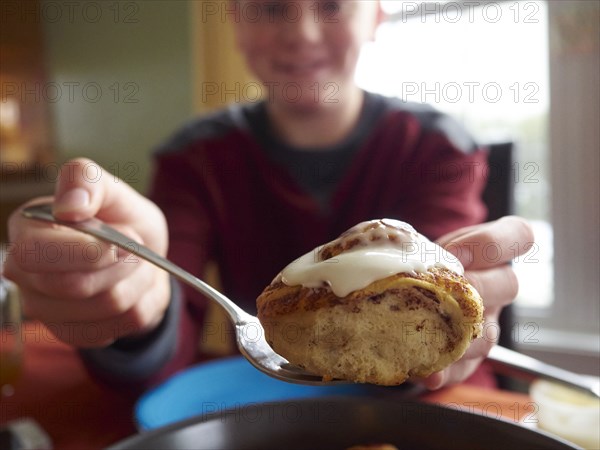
(0, 0, 253, 241)
(42, 1, 194, 191)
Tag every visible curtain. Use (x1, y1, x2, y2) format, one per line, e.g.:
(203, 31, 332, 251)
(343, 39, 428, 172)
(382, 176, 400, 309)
(190, 2, 258, 114)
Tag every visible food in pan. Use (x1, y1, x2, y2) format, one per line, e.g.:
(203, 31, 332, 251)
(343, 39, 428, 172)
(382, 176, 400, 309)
(256, 219, 483, 385)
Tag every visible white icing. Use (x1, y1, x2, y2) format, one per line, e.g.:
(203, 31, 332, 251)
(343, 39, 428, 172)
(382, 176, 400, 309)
(281, 220, 463, 297)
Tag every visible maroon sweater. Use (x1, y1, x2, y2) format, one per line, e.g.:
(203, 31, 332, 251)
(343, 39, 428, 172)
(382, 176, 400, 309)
(81, 93, 488, 387)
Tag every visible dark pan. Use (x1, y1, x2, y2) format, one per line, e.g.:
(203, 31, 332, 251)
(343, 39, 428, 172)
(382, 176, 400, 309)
(109, 397, 581, 450)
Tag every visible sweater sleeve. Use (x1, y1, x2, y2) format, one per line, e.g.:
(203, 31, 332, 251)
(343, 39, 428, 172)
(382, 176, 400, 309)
(78, 277, 193, 390)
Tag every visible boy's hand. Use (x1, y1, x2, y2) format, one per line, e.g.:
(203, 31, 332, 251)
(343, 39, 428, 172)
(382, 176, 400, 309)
(4, 158, 171, 348)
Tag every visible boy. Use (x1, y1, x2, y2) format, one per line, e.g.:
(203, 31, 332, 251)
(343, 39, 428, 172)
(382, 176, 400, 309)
(5, 1, 532, 390)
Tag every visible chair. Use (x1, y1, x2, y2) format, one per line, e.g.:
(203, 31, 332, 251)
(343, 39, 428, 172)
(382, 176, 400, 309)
(481, 141, 516, 346)
(481, 142, 518, 388)
(482, 141, 515, 223)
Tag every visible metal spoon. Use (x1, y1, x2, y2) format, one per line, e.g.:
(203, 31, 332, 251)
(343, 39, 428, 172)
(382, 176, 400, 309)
(22, 202, 336, 385)
(487, 345, 600, 399)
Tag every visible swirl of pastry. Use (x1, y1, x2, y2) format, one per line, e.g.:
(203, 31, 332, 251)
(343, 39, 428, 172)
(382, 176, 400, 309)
(256, 219, 483, 385)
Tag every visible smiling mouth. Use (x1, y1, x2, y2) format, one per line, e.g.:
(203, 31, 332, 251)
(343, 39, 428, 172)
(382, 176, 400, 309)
(275, 60, 328, 77)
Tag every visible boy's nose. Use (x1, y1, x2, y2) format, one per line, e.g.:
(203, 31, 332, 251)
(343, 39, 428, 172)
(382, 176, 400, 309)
(280, 7, 323, 46)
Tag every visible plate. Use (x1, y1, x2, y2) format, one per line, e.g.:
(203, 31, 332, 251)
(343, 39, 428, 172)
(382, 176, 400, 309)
(135, 356, 416, 430)
(119, 397, 581, 450)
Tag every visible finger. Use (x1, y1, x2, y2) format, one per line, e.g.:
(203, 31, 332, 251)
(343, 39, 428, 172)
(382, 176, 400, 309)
(21, 261, 166, 323)
(440, 216, 534, 270)
(5, 212, 144, 273)
(52, 158, 167, 253)
(463, 331, 497, 360)
(418, 371, 444, 390)
(435, 224, 479, 246)
(36, 273, 170, 348)
(465, 265, 519, 309)
(5, 255, 138, 301)
(421, 357, 484, 390)
(52, 158, 138, 222)
(30, 260, 143, 301)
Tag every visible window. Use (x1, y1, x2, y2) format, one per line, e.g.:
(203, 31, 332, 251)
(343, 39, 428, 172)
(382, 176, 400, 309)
(356, 0, 600, 362)
(356, 0, 551, 307)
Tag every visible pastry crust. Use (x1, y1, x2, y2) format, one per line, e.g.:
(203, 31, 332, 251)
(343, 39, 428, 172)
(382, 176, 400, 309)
(256, 220, 484, 385)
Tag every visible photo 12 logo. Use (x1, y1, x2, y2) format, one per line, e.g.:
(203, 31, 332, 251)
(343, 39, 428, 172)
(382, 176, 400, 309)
(198, 1, 342, 24)
(399, 1, 541, 24)
(1, 81, 140, 104)
(0, 161, 140, 185)
(399, 81, 540, 104)
(200, 81, 339, 104)
(1, 1, 140, 24)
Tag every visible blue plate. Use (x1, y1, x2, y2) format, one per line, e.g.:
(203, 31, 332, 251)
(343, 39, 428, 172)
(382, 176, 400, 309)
(135, 356, 389, 430)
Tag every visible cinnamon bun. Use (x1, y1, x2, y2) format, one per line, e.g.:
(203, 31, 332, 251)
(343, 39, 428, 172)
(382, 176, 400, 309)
(256, 219, 483, 385)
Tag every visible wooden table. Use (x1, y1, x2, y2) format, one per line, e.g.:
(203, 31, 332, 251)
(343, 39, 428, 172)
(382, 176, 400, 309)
(1, 322, 137, 449)
(1, 322, 535, 449)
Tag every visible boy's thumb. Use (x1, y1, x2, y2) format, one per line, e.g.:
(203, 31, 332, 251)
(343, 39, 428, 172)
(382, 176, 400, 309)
(52, 158, 100, 221)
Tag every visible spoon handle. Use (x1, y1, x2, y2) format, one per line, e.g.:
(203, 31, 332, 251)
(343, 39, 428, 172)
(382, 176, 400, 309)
(21, 203, 250, 325)
(488, 345, 600, 398)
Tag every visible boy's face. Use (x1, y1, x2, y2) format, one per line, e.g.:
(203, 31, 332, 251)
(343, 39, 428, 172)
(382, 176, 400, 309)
(232, 1, 382, 112)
